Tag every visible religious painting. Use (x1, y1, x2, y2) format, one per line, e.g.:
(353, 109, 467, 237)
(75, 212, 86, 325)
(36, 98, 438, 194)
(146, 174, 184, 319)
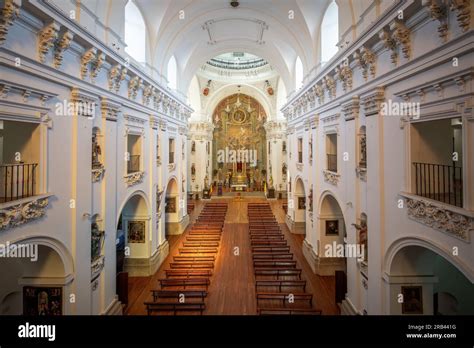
(23, 286, 62, 316)
(232, 109, 246, 123)
(401, 286, 423, 314)
(127, 220, 145, 243)
(325, 220, 339, 235)
(166, 196, 176, 213)
(298, 197, 305, 210)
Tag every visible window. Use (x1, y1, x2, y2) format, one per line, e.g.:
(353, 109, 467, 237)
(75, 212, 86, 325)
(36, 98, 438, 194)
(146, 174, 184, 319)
(125, 0, 146, 64)
(410, 118, 463, 207)
(169, 138, 175, 164)
(321, 1, 339, 65)
(297, 138, 303, 164)
(295, 56, 303, 90)
(0, 120, 40, 202)
(127, 134, 141, 173)
(167, 55, 177, 90)
(326, 133, 338, 172)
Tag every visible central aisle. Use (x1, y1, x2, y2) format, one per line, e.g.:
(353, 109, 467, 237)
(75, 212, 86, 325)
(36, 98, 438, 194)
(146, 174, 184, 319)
(126, 198, 339, 315)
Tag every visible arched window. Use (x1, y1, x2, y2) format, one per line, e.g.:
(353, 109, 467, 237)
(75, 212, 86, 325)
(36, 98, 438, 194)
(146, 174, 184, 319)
(124, 0, 146, 64)
(295, 56, 303, 90)
(321, 0, 339, 65)
(167, 55, 177, 90)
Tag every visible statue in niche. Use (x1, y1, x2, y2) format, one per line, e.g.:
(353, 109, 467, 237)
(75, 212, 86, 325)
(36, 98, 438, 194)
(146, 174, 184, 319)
(282, 163, 287, 175)
(191, 141, 196, 153)
(269, 176, 274, 189)
(309, 135, 313, 161)
(182, 141, 185, 160)
(91, 222, 104, 262)
(204, 175, 209, 189)
(282, 141, 287, 153)
(359, 134, 367, 168)
(191, 164, 196, 175)
(352, 214, 368, 263)
(308, 186, 313, 212)
(92, 132, 102, 169)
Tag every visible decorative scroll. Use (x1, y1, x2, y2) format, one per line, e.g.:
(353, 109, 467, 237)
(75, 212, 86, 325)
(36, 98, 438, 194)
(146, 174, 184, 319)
(124, 171, 144, 186)
(405, 196, 472, 242)
(0, 197, 49, 230)
(323, 169, 340, 185)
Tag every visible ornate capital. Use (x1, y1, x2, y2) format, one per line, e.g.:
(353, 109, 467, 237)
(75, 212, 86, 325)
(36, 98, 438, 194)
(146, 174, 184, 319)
(90, 51, 105, 82)
(0, 196, 50, 230)
(53, 30, 74, 68)
(101, 97, 121, 122)
(390, 20, 411, 60)
(450, 0, 471, 32)
(335, 63, 353, 92)
(38, 21, 59, 63)
(81, 47, 97, 80)
(0, 0, 20, 45)
(128, 76, 142, 100)
(361, 87, 385, 117)
(353, 46, 376, 80)
(342, 96, 360, 121)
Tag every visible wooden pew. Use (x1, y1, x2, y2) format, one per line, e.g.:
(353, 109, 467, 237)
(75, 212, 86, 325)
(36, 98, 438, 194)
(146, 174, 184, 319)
(255, 280, 307, 292)
(254, 268, 302, 280)
(173, 255, 215, 262)
(258, 308, 322, 315)
(179, 247, 218, 254)
(186, 236, 221, 242)
(169, 261, 214, 269)
(256, 292, 313, 307)
(253, 260, 297, 268)
(158, 277, 211, 290)
(165, 269, 212, 278)
(183, 241, 219, 248)
(151, 289, 207, 302)
(251, 240, 288, 246)
(250, 235, 284, 240)
(252, 253, 294, 260)
(145, 302, 205, 315)
(252, 246, 290, 253)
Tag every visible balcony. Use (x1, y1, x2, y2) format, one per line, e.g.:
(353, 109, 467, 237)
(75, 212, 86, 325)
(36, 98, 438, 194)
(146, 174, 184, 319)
(0, 163, 38, 203)
(412, 162, 463, 208)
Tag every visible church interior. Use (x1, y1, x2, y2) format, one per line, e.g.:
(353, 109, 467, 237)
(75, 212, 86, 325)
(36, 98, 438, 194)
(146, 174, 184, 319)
(0, 0, 473, 321)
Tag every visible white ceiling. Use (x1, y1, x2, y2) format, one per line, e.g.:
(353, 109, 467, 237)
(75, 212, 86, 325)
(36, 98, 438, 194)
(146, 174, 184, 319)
(132, 0, 333, 93)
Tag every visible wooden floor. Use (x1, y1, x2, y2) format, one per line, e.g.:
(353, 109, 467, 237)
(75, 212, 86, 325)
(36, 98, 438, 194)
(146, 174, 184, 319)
(126, 198, 340, 315)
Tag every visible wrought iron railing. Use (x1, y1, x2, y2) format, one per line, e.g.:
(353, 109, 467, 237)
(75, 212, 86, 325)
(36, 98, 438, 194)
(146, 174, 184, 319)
(327, 154, 337, 172)
(413, 162, 463, 208)
(0, 163, 38, 203)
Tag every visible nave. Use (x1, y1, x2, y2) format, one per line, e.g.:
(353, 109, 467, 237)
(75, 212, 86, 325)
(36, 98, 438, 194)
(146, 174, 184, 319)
(126, 198, 338, 315)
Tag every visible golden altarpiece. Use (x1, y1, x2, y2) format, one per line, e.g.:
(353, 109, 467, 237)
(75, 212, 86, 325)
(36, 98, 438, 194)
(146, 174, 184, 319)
(212, 93, 267, 189)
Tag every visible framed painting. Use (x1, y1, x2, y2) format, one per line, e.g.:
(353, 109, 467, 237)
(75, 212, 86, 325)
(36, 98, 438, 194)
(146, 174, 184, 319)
(298, 197, 305, 210)
(127, 220, 146, 243)
(401, 286, 423, 314)
(166, 196, 177, 213)
(23, 286, 62, 316)
(325, 220, 339, 235)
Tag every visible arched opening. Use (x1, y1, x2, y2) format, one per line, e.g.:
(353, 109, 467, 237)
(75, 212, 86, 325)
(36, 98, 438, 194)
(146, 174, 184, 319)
(167, 55, 178, 90)
(318, 193, 347, 302)
(387, 244, 474, 314)
(164, 177, 179, 237)
(293, 177, 306, 235)
(116, 193, 149, 305)
(124, 0, 146, 64)
(320, 0, 339, 65)
(0, 241, 68, 315)
(295, 56, 304, 90)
